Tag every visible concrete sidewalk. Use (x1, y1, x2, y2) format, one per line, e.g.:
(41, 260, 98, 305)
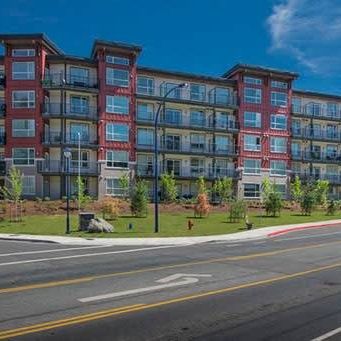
(0, 219, 340, 246)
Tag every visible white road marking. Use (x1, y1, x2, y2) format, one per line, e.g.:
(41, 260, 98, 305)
(276, 231, 341, 242)
(0, 245, 121, 257)
(78, 273, 212, 303)
(0, 245, 179, 267)
(311, 326, 341, 341)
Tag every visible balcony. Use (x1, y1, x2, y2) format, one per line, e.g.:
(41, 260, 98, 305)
(0, 133, 6, 145)
(42, 73, 98, 91)
(292, 128, 341, 142)
(42, 131, 98, 149)
(0, 74, 5, 88)
(37, 160, 100, 176)
(136, 85, 237, 108)
(292, 104, 341, 121)
(291, 172, 341, 185)
(292, 151, 341, 163)
(0, 99, 5, 117)
(43, 102, 98, 121)
(137, 142, 237, 156)
(136, 163, 238, 179)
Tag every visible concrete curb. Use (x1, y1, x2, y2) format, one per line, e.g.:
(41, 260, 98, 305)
(0, 219, 340, 246)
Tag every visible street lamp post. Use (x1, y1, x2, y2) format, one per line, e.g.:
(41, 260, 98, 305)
(77, 132, 81, 211)
(64, 147, 72, 234)
(154, 83, 188, 233)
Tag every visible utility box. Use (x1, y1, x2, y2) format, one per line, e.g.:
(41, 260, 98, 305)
(79, 212, 95, 231)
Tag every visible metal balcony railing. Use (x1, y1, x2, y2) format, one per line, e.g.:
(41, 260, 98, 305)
(42, 73, 98, 89)
(292, 104, 341, 120)
(292, 128, 341, 142)
(291, 172, 341, 184)
(37, 160, 100, 175)
(42, 131, 98, 146)
(292, 151, 341, 162)
(43, 102, 98, 120)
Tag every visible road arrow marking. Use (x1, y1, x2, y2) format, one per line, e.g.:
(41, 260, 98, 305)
(78, 273, 212, 303)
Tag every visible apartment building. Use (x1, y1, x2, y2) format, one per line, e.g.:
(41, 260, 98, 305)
(0, 33, 340, 200)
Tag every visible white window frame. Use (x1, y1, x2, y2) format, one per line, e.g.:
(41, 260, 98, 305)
(106, 55, 129, 66)
(137, 102, 154, 121)
(137, 76, 154, 95)
(271, 80, 288, 89)
(270, 137, 287, 153)
(106, 178, 126, 196)
(12, 61, 35, 80)
(12, 49, 35, 57)
(244, 88, 261, 104)
(137, 128, 154, 146)
(244, 135, 261, 151)
(12, 90, 35, 108)
(106, 68, 129, 87)
(244, 159, 261, 174)
(106, 95, 129, 114)
(244, 183, 260, 198)
(22, 175, 36, 195)
(270, 114, 287, 130)
(106, 123, 129, 142)
(270, 160, 287, 176)
(12, 148, 35, 166)
(271, 91, 287, 107)
(244, 76, 262, 85)
(106, 150, 129, 168)
(12, 119, 35, 137)
(244, 111, 261, 128)
(190, 83, 206, 101)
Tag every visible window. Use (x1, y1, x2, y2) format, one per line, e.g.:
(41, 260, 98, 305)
(291, 142, 301, 158)
(165, 159, 181, 176)
(244, 159, 261, 174)
(106, 123, 129, 141)
(12, 119, 35, 137)
(270, 137, 287, 153)
(244, 135, 261, 151)
(190, 159, 205, 176)
(271, 91, 287, 106)
(137, 102, 154, 121)
(244, 184, 260, 198)
(12, 62, 34, 80)
(69, 67, 89, 86)
(106, 150, 128, 168)
(70, 96, 89, 114)
(106, 68, 129, 87)
(244, 76, 262, 85)
(211, 88, 231, 105)
(327, 103, 338, 117)
(292, 120, 301, 135)
(271, 80, 288, 89)
(215, 135, 230, 153)
(137, 129, 153, 146)
(12, 49, 35, 57)
(137, 154, 153, 176)
(270, 160, 286, 176)
(71, 150, 89, 169)
(326, 125, 338, 139)
(69, 123, 89, 142)
(106, 55, 129, 66)
(270, 114, 287, 130)
(190, 84, 206, 101)
(13, 148, 34, 165)
(163, 135, 181, 151)
(244, 88, 261, 104)
(164, 108, 181, 125)
(106, 95, 129, 114)
(292, 97, 301, 113)
(244, 111, 261, 128)
(137, 76, 154, 95)
(190, 110, 205, 126)
(106, 178, 125, 196)
(306, 102, 321, 116)
(12, 90, 35, 108)
(326, 145, 338, 159)
(190, 134, 205, 152)
(274, 184, 286, 198)
(161, 83, 182, 99)
(22, 176, 35, 195)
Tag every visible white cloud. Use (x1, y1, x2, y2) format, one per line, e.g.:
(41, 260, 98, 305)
(267, 0, 341, 74)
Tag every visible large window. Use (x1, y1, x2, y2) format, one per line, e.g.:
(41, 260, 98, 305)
(71, 150, 89, 169)
(137, 76, 154, 95)
(22, 176, 36, 195)
(12, 90, 35, 108)
(190, 110, 205, 127)
(244, 135, 261, 151)
(165, 159, 181, 176)
(244, 111, 261, 128)
(164, 108, 182, 125)
(12, 119, 35, 137)
(291, 142, 301, 158)
(137, 102, 154, 121)
(292, 97, 302, 113)
(164, 135, 181, 151)
(13, 148, 35, 165)
(106, 123, 129, 141)
(106, 95, 129, 114)
(215, 135, 230, 153)
(190, 134, 205, 152)
(12, 49, 35, 57)
(70, 96, 89, 114)
(106, 68, 129, 87)
(270, 137, 287, 153)
(137, 129, 153, 146)
(69, 123, 89, 142)
(270, 114, 287, 130)
(244, 76, 262, 85)
(271, 91, 287, 107)
(106, 178, 125, 196)
(244, 88, 261, 104)
(161, 83, 182, 99)
(306, 102, 321, 116)
(271, 80, 288, 89)
(244, 159, 261, 174)
(211, 88, 230, 105)
(106, 55, 129, 66)
(190, 159, 205, 176)
(69, 67, 89, 85)
(244, 184, 260, 198)
(327, 103, 338, 118)
(190, 84, 206, 101)
(270, 160, 286, 176)
(106, 150, 128, 168)
(12, 62, 35, 80)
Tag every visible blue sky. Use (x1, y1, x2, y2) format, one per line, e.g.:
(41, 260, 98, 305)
(1, 0, 341, 94)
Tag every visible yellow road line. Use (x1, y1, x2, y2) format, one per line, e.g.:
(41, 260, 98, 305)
(1, 239, 341, 295)
(1, 261, 341, 340)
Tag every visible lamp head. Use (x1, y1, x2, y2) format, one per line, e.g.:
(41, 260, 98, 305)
(179, 82, 188, 88)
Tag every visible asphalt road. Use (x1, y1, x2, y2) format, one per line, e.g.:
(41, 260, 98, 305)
(1, 225, 341, 340)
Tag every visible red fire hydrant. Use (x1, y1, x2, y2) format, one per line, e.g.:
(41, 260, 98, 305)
(187, 219, 194, 230)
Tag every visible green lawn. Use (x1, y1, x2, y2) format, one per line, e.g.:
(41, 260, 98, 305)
(0, 210, 339, 238)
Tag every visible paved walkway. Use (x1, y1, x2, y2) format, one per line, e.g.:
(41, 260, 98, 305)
(0, 219, 340, 246)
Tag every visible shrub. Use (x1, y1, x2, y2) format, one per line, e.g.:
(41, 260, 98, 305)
(290, 176, 302, 204)
(213, 177, 233, 204)
(229, 200, 246, 222)
(160, 172, 178, 203)
(76, 177, 92, 210)
(300, 187, 316, 215)
(130, 179, 149, 217)
(326, 200, 337, 215)
(194, 193, 210, 218)
(314, 180, 329, 206)
(100, 197, 121, 220)
(261, 178, 282, 217)
(118, 173, 130, 200)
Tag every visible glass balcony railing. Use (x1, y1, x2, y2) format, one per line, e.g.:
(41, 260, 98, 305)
(42, 131, 98, 146)
(42, 73, 98, 89)
(292, 104, 341, 120)
(43, 102, 98, 120)
(37, 160, 100, 175)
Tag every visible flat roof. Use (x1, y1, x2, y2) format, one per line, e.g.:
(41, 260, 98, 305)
(293, 89, 341, 101)
(91, 39, 142, 58)
(0, 33, 63, 55)
(223, 63, 299, 79)
(138, 66, 236, 86)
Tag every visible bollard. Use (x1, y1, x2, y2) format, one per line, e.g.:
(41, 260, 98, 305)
(187, 219, 194, 230)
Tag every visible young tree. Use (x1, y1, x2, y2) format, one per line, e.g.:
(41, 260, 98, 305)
(261, 178, 282, 217)
(290, 176, 303, 205)
(76, 176, 92, 211)
(300, 185, 316, 215)
(214, 177, 233, 204)
(196, 176, 207, 195)
(160, 172, 178, 202)
(0, 167, 23, 221)
(314, 179, 329, 206)
(118, 173, 129, 200)
(130, 179, 149, 217)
